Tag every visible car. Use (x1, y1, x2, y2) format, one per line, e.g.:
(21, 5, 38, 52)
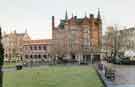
(130, 56, 135, 64)
(112, 56, 130, 64)
(112, 56, 121, 64)
(120, 57, 130, 64)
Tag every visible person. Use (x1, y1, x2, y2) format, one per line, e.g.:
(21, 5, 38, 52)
(101, 59, 107, 75)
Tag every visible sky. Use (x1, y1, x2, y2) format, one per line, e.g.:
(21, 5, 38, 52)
(0, 0, 135, 39)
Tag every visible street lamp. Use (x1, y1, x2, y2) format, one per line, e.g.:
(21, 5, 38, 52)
(113, 24, 121, 58)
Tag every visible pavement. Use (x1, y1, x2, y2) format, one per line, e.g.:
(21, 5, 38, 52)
(97, 61, 135, 87)
(113, 65, 135, 85)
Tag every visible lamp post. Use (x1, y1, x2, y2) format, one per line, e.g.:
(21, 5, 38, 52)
(113, 25, 121, 58)
(90, 47, 93, 64)
(114, 25, 118, 57)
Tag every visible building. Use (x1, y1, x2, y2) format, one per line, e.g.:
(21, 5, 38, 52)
(2, 30, 30, 62)
(104, 26, 135, 56)
(103, 26, 115, 56)
(23, 39, 50, 64)
(50, 9, 102, 63)
(118, 27, 135, 52)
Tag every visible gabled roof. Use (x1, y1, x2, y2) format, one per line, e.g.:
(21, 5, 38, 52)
(58, 17, 99, 29)
(16, 33, 25, 37)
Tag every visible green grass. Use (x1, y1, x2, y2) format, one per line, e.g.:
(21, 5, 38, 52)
(3, 66, 103, 87)
(3, 63, 16, 68)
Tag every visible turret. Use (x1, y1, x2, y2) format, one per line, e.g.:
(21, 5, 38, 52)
(89, 14, 94, 19)
(84, 12, 87, 18)
(97, 8, 101, 19)
(0, 27, 2, 40)
(65, 9, 68, 21)
(25, 28, 28, 34)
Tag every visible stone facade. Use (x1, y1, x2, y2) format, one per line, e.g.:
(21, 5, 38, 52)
(103, 26, 115, 56)
(50, 9, 102, 63)
(23, 39, 50, 64)
(118, 27, 135, 52)
(2, 30, 30, 62)
(104, 26, 135, 56)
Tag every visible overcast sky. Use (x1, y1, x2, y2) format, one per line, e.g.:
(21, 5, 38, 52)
(0, 0, 135, 39)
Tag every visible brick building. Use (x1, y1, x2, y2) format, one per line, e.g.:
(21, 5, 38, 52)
(50, 9, 102, 63)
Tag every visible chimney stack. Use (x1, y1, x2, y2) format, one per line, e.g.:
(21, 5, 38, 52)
(90, 14, 94, 19)
(74, 16, 77, 20)
(52, 16, 55, 29)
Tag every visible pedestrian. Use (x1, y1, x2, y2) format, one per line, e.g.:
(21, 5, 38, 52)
(101, 60, 107, 75)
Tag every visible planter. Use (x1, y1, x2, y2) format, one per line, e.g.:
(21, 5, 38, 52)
(16, 65, 22, 70)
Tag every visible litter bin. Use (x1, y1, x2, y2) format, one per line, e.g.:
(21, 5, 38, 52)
(16, 63, 23, 70)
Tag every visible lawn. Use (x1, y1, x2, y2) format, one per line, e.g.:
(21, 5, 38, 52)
(3, 63, 16, 68)
(3, 66, 103, 87)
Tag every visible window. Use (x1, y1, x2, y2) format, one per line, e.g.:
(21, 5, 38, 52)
(30, 46, 33, 50)
(38, 55, 41, 58)
(34, 55, 37, 59)
(5, 54, 8, 57)
(25, 55, 28, 59)
(34, 45, 37, 50)
(39, 45, 41, 50)
(43, 55, 47, 59)
(30, 55, 33, 58)
(25, 46, 27, 50)
(43, 46, 46, 50)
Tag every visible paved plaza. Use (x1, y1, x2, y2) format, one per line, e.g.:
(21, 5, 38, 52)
(100, 62, 135, 87)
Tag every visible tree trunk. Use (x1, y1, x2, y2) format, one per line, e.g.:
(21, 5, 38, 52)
(0, 67, 3, 87)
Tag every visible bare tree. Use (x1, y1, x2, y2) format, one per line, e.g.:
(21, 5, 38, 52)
(48, 39, 67, 64)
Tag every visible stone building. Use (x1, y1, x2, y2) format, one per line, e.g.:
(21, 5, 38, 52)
(2, 30, 30, 62)
(23, 39, 50, 64)
(103, 26, 115, 56)
(50, 9, 102, 63)
(104, 26, 135, 56)
(118, 27, 135, 52)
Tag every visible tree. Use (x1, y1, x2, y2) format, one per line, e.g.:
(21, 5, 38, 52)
(12, 48, 17, 62)
(49, 39, 66, 64)
(0, 27, 4, 87)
